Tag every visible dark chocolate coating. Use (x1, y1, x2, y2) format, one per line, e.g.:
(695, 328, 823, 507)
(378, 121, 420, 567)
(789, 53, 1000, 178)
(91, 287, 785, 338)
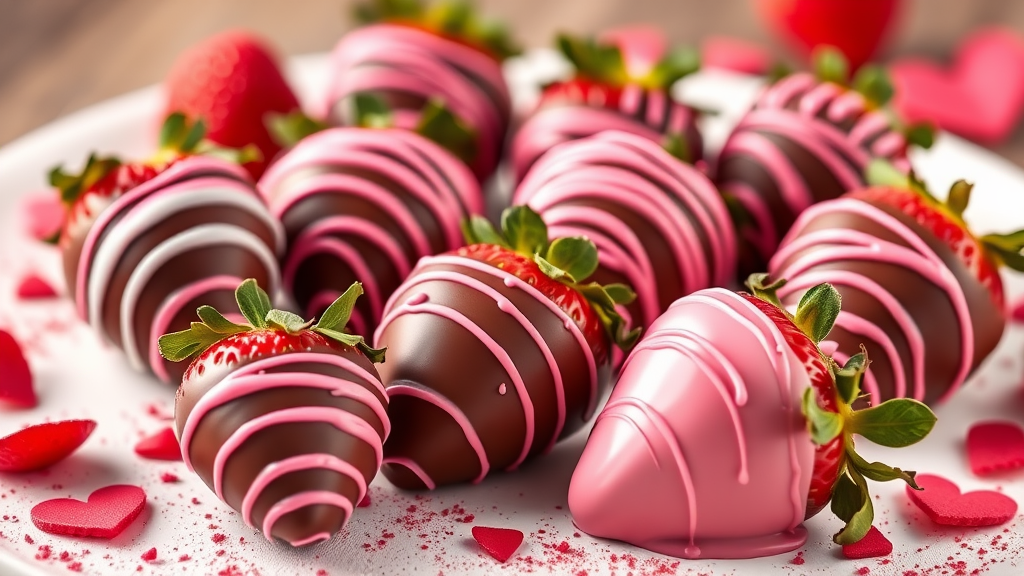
(63, 157, 282, 384)
(175, 337, 387, 546)
(373, 255, 605, 489)
(769, 194, 1005, 405)
(715, 73, 910, 278)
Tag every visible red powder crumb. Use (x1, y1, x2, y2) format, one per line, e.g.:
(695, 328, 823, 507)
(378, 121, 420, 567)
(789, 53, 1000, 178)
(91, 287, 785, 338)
(160, 472, 179, 483)
(421, 545, 428, 550)
(140, 548, 157, 562)
(790, 552, 805, 565)
(857, 568, 870, 575)
(212, 533, 226, 544)
(178, 555, 191, 562)
(457, 514, 475, 523)
(35, 545, 52, 560)
(216, 549, 225, 557)
(191, 497, 201, 505)
(316, 571, 328, 576)
(24, 534, 33, 544)
(59, 551, 71, 562)
(205, 514, 213, 520)
(573, 532, 581, 538)
(67, 562, 82, 572)
(217, 566, 243, 576)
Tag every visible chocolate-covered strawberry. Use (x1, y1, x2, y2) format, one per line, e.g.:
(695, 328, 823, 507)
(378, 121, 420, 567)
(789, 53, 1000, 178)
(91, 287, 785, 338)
(53, 113, 282, 384)
(715, 48, 933, 277)
(260, 98, 482, 337)
(159, 279, 387, 547)
(511, 29, 702, 181)
(374, 206, 638, 489)
(770, 161, 1024, 405)
(569, 278, 935, 559)
(319, 0, 517, 181)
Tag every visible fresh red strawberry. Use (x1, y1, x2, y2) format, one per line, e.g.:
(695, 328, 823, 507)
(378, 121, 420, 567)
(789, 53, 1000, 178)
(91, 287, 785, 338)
(459, 207, 640, 364)
(49, 112, 250, 251)
(853, 161, 1024, 310)
(743, 274, 936, 544)
(164, 30, 300, 179)
(756, 0, 900, 71)
(353, 0, 519, 62)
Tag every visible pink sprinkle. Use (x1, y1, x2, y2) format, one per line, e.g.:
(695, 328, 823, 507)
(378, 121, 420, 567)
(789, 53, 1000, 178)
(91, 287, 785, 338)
(140, 548, 157, 562)
(178, 555, 191, 562)
(212, 533, 226, 544)
(498, 383, 507, 395)
(24, 534, 33, 544)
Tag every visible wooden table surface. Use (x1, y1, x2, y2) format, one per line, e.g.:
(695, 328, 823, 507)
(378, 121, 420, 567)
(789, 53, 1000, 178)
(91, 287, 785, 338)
(3, 0, 1024, 165)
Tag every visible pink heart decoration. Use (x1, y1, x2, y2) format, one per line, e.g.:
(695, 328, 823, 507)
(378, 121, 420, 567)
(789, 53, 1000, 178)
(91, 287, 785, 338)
(0, 329, 35, 408)
(966, 421, 1024, 475)
(906, 474, 1017, 527)
(31, 485, 147, 539)
(134, 427, 182, 461)
(842, 525, 892, 559)
(890, 28, 1024, 144)
(472, 526, 524, 563)
(16, 273, 59, 299)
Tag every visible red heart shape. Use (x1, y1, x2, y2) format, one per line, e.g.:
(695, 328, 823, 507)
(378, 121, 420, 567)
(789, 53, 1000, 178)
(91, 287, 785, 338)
(842, 525, 893, 559)
(0, 329, 35, 409)
(472, 526, 524, 563)
(31, 485, 146, 539)
(966, 421, 1024, 476)
(756, 0, 900, 71)
(906, 474, 1018, 527)
(16, 274, 59, 299)
(891, 28, 1024, 144)
(134, 427, 182, 461)
(0, 419, 96, 472)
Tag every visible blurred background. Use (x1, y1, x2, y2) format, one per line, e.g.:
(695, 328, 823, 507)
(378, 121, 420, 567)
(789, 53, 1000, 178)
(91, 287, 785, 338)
(3, 0, 1024, 163)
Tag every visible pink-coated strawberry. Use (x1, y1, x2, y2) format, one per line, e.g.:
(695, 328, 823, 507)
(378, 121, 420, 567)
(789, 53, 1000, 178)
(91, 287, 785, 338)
(164, 30, 300, 179)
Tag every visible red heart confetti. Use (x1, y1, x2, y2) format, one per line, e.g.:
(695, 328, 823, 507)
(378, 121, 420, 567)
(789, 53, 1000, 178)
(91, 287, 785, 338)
(31, 485, 146, 539)
(967, 421, 1024, 476)
(19, 189, 65, 243)
(0, 419, 96, 472)
(134, 427, 182, 461)
(842, 525, 893, 559)
(472, 526, 524, 563)
(16, 274, 59, 299)
(357, 493, 371, 508)
(0, 329, 35, 409)
(906, 474, 1018, 527)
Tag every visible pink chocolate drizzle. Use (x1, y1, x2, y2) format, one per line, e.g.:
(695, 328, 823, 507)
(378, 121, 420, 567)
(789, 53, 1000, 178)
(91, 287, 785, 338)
(769, 197, 974, 403)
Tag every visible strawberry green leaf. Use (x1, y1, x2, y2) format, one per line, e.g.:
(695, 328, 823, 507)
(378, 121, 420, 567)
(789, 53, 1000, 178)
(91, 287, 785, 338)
(831, 469, 874, 545)
(235, 279, 271, 329)
(545, 237, 599, 282)
(501, 205, 549, 256)
(316, 282, 365, 333)
(645, 45, 700, 89)
(845, 447, 921, 489)
(744, 273, 787, 309)
(266, 309, 314, 334)
(179, 117, 208, 153)
(353, 93, 394, 129)
(848, 398, 936, 448)
(354, 0, 422, 24)
(313, 326, 388, 364)
(196, 305, 249, 334)
(533, 253, 570, 282)
(662, 133, 691, 163)
(904, 122, 935, 149)
(851, 65, 894, 106)
(415, 98, 477, 162)
(605, 283, 636, 305)
(159, 112, 188, 150)
(946, 180, 973, 218)
(461, 215, 509, 248)
(158, 322, 229, 363)
(793, 283, 841, 343)
(557, 34, 629, 86)
(356, 0, 518, 59)
(49, 154, 122, 204)
(576, 282, 642, 351)
(982, 229, 1024, 272)
(429, 0, 470, 35)
(834, 350, 867, 405)
(865, 158, 909, 189)
(267, 110, 329, 148)
(802, 387, 843, 445)
(813, 45, 849, 86)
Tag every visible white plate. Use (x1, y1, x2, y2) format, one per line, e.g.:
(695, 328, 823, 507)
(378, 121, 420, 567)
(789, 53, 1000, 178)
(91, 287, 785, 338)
(2, 52, 1024, 576)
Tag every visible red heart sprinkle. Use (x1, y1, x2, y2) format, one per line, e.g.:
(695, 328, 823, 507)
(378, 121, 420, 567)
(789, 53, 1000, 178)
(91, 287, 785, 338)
(0, 420, 96, 472)
(0, 329, 35, 409)
(472, 526, 524, 563)
(357, 493, 371, 508)
(906, 474, 1018, 526)
(967, 421, 1024, 475)
(31, 485, 146, 539)
(16, 274, 58, 299)
(134, 427, 182, 461)
(842, 525, 893, 559)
